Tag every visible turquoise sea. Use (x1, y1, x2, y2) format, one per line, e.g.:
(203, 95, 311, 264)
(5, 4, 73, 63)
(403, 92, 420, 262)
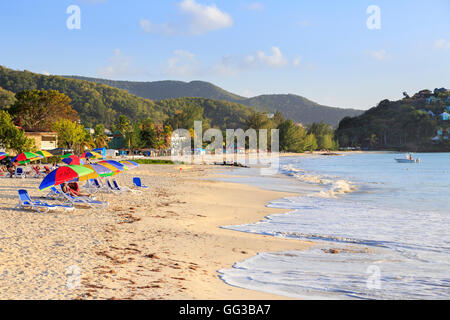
(218, 153, 450, 299)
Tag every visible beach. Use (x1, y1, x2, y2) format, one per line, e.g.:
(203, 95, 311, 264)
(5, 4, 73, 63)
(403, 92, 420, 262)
(0, 163, 314, 300)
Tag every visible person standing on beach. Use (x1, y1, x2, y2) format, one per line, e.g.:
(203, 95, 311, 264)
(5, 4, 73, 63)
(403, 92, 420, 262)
(6, 158, 15, 178)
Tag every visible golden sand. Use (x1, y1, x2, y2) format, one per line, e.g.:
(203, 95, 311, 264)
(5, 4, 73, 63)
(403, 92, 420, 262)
(0, 164, 314, 299)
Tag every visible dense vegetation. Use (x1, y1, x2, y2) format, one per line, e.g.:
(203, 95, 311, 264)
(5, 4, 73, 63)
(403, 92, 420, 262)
(0, 66, 340, 154)
(244, 94, 362, 126)
(0, 86, 15, 109)
(0, 66, 263, 130)
(68, 76, 245, 102)
(66, 76, 363, 126)
(335, 89, 450, 151)
(0, 66, 166, 127)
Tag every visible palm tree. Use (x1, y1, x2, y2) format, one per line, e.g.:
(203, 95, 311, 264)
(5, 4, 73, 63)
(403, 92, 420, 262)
(115, 115, 132, 151)
(93, 124, 108, 148)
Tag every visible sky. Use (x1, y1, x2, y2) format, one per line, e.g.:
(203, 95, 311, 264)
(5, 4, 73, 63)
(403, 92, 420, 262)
(0, 0, 449, 110)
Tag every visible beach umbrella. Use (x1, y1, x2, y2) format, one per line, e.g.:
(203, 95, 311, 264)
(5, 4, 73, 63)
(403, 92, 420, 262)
(62, 155, 85, 165)
(38, 165, 96, 191)
(97, 160, 125, 175)
(0, 152, 8, 161)
(35, 150, 53, 158)
(83, 163, 114, 179)
(12, 152, 41, 164)
(81, 151, 102, 159)
(61, 153, 74, 159)
(120, 160, 139, 169)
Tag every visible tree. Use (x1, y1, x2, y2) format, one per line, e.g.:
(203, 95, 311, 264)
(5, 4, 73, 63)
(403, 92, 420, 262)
(0, 110, 35, 153)
(9, 90, 79, 131)
(278, 120, 306, 152)
(139, 118, 158, 149)
(166, 104, 205, 130)
(308, 122, 338, 150)
(0, 86, 16, 110)
(115, 115, 132, 150)
(93, 124, 108, 148)
(302, 133, 318, 151)
(52, 119, 86, 153)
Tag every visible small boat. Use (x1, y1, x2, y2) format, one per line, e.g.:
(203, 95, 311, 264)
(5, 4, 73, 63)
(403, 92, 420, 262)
(395, 153, 420, 163)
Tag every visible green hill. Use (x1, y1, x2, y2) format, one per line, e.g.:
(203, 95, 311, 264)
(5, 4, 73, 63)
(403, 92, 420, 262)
(335, 89, 450, 151)
(243, 94, 362, 126)
(68, 76, 246, 102)
(65, 76, 362, 126)
(0, 66, 251, 129)
(0, 85, 16, 109)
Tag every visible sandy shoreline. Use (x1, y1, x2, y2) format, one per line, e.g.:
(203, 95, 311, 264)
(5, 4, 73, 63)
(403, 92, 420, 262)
(0, 163, 315, 299)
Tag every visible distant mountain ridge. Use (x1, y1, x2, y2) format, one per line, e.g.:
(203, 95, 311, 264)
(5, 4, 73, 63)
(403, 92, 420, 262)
(66, 76, 363, 126)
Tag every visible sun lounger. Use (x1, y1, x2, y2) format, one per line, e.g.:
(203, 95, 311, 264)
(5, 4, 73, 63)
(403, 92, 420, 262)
(133, 177, 148, 189)
(15, 189, 74, 212)
(32, 167, 46, 178)
(58, 186, 108, 209)
(14, 167, 26, 179)
(112, 179, 142, 194)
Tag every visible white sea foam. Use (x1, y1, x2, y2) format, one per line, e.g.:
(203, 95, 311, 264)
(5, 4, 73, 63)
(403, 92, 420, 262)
(219, 154, 450, 300)
(280, 164, 356, 198)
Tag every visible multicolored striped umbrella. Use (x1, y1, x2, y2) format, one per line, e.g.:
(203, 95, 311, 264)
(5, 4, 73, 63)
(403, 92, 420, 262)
(61, 153, 74, 159)
(62, 155, 85, 165)
(97, 160, 125, 175)
(0, 152, 8, 161)
(39, 165, 96, 191)
(81, 151, 102, 159)
(35, 150, 53, 158)
(13, 152, 42, 164)
(83, 163, 114, 179)
(120, 160, 139, 169)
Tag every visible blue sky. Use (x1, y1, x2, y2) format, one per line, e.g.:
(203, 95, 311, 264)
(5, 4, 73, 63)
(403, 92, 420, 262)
(0, 0, 449, 109)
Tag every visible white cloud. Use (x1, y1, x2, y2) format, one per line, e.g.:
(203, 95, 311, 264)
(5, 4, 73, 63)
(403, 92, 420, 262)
(242, 2, 264, 11)
(178, 0, 233, 35)
(141, 0, 233, 36)
(435, 39, 450, 49)
(212, 47, 294, 76)
(166, 50, 198, 76)
(98, 49, 134, 78)
(369, 49, 388, 61)
(255, 46, 288, 67)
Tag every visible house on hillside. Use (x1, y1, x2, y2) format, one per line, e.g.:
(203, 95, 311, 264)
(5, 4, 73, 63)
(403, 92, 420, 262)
(25, 131, 58, 150)
(440, 112, 450, 121)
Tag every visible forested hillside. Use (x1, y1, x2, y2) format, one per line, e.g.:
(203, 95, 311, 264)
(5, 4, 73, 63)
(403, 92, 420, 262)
(66, 75, 362, 126)
(335, 89, 450, 151)
(0, 66, 252, 129)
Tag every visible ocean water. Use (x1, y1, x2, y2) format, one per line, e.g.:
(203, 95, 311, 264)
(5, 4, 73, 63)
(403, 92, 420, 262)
(218, 153, 450, 299)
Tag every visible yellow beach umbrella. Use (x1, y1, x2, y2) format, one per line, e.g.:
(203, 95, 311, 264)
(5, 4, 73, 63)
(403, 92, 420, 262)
(36, 150, 53, 158)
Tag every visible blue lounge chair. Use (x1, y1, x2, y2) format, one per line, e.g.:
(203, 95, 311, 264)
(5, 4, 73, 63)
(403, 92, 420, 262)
(106, 180, 120, 193)
(113, 179, 142, 194)
(14, 167, 26, 179)
(91, 179, 109, 193)
(59, 185, 108, 209)
(47, 186, 63, 199)
(83, 179, 101, 194)
(16, 189, 73, 212)
(133, 177, 148, 189)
